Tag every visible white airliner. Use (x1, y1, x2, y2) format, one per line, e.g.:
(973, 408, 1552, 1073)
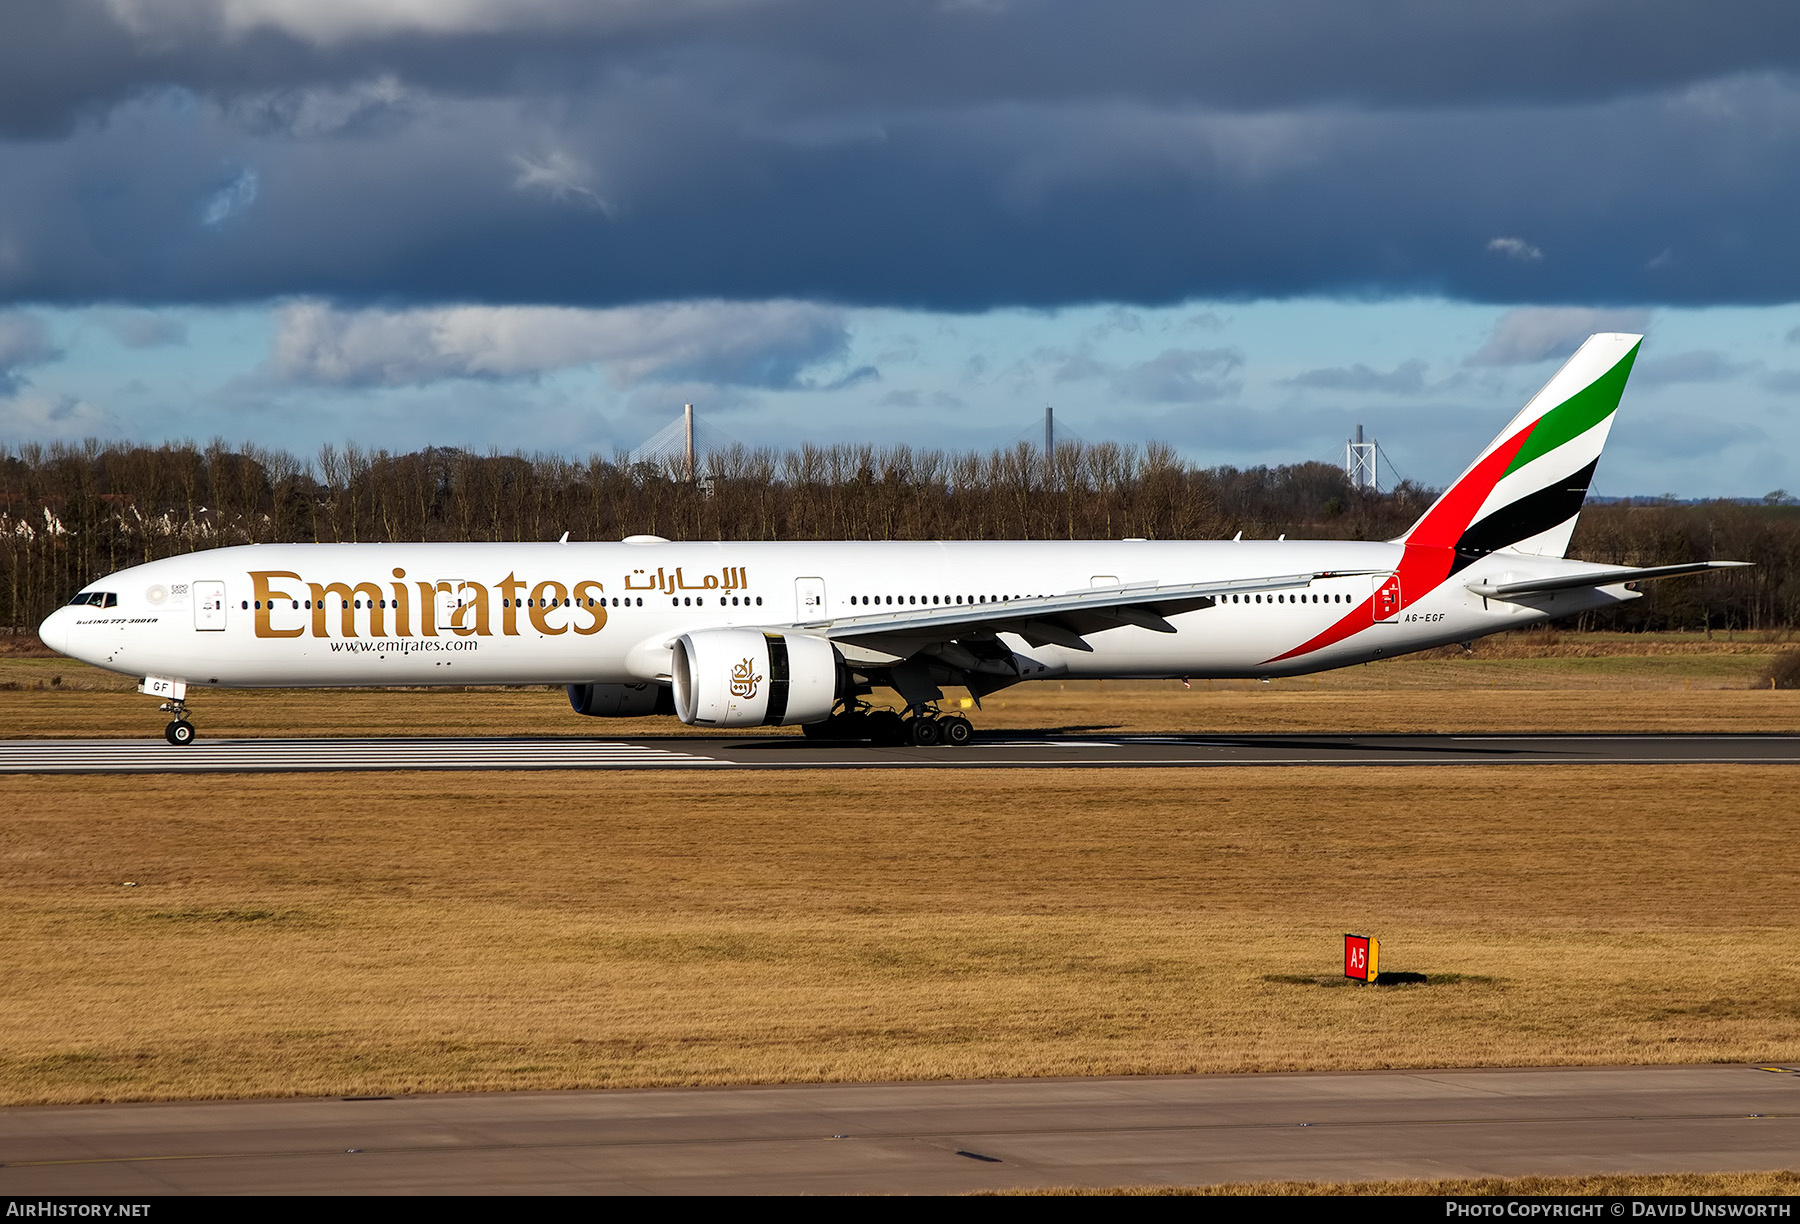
(39, 333, 1743, 746)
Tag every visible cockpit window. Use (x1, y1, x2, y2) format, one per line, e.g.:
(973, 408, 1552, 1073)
(68, 592, 117, 608)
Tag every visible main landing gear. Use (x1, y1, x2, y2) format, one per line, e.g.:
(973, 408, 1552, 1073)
(802, 704, 975, 747)
(907, 710, 974, 746)
(161, 699, 197, 746)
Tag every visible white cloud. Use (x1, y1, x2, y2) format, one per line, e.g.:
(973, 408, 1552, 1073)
(1283, 359, 1429, 395)
(1467, 307, 1652, 367)
(231, 77, 419, 139)
(97, 311, 188, 349)
(201, 168, 259, 226)
(0, 312, 60, 395)
(0, 312, 58, 369)
(0, 389, 114, 437)
(1111, 347, 1243, 403)
(511, 149, 612, 213)
(1486, 236, 1543, 262)
(269, 299, 851, 389)
(102, 0, 748, 46)
(1041, 344, 1242, 403)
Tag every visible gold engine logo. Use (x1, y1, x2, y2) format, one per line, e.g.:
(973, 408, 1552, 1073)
(729, 657, 763, 700)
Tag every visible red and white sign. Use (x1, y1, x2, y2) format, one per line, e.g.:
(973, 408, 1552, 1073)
(1344, 933, 1379, 981)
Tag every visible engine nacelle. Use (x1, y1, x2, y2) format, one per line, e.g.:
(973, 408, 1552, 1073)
(671, 629, 842, 727)
(567, 682, 675, 718)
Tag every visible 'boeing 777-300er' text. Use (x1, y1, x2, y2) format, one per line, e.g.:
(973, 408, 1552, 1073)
(39, 333, 1746, 746)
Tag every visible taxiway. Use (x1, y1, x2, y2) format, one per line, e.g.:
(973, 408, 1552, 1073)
(1, 1065, 1794, 1195)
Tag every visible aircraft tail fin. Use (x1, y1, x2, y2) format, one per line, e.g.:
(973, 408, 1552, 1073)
(1398, 332, 1642, 565)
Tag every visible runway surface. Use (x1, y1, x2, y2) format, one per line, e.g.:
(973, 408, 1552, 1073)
(1, 1065, 1795, 1195)
(1, 731, 1798, 772)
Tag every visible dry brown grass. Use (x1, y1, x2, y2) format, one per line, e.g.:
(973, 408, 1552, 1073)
(3, 766, 1797, 1105)
(997, 1171, 1800, 1195)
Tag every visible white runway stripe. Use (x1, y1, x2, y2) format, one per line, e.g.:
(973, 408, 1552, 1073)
(0, 738, 722, 773)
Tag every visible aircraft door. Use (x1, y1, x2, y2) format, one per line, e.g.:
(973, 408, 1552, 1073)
(1373, 573, 1402, 623)
(193, 580, 227, 631)
(435, 583, 468, 632)
(795, 576, 827, 621)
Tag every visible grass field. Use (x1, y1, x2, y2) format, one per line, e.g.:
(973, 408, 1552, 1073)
(1, 630, 1796, 1139)
(3, 764, 1797, 1106)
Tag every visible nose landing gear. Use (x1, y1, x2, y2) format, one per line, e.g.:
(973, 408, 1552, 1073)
(160, 699, 197, 746)
(139, 677, 197, 746)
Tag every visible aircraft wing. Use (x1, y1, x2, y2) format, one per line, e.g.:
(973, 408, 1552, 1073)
(818, 570, 1380, 655)
(1463, 561, 1751, 600)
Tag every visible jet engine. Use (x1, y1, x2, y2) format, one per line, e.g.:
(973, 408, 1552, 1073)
(567, 682, 675, 718)
(670, 629, 842, 727)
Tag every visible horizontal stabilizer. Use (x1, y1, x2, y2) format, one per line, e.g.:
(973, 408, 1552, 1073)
(1464, 561, 1751, 600)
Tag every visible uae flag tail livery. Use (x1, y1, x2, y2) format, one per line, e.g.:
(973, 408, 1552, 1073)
(1403, 331, 1640, 570)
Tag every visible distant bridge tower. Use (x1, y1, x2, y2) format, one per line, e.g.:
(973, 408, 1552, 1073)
(627, 403, 735, 483)
(684, 403, 695, 483)
(1346, 424, 1379, 493)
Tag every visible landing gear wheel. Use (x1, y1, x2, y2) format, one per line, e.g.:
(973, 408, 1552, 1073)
(907, 716, 941, 747)
(940, 715, 974, 747)
(165, 720, 196, 746)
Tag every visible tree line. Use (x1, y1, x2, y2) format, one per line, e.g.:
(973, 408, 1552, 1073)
(2, 438, 1793, 634)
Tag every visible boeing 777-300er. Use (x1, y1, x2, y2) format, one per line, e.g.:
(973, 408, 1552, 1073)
(38, 333, 1746, 747)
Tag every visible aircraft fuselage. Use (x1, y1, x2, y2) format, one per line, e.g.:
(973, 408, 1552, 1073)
(38, 537, 1631, 692)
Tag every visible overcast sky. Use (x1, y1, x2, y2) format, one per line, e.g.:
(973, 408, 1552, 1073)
(5, 0, 1800, 497)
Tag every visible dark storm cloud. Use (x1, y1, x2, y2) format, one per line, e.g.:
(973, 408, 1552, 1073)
(4, 1, 1800, 309)
(9, 0, 1800, 138)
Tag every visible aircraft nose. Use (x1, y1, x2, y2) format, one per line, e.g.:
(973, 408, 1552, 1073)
(38, 606, 70, 656)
